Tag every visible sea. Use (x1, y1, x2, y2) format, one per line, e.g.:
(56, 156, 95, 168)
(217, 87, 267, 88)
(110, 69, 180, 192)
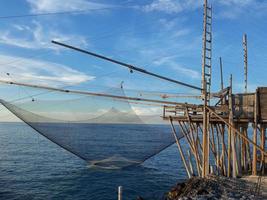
(0, 122, 187, 200)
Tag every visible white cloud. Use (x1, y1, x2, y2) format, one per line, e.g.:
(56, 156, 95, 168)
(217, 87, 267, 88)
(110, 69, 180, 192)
(27, 0, 112, 13)
(172, 29, 190, 38)
(218, 0, 253, 6)
(153, 55, 201, 80)
(143, 0, 182, 14)
(143, 0, 202, 14)
(132, 106, 161, 115)
(215, 0, 267, 19)
(143, 0, 267, 19)
(173, 64, 201, 79)
(0, 54, 94, 87)
(0, 21, 88, 50)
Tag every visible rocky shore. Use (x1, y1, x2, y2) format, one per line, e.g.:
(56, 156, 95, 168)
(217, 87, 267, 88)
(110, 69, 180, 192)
(164, 175, 265, 200)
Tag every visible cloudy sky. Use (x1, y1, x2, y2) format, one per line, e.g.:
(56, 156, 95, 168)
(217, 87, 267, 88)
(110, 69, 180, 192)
(0, 0, 266, 121)
(0, 0, 266, 92)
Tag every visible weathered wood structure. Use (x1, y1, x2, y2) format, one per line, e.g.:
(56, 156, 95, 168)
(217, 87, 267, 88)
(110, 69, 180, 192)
(163, 0, 266, 179)
(164, 87, 267, 178)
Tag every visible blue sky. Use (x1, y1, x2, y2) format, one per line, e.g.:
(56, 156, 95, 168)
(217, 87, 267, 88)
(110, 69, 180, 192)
(0, 0, 266, 99)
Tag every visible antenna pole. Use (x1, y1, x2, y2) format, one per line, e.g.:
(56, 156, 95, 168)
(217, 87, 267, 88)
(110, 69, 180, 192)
(243, 34, 248, 93)
(220, 57, 224, 90)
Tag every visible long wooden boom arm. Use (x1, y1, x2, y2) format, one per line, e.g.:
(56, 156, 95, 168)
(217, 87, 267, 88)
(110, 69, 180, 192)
(0, 79, 198, 107)
(52, 40, 202, 91)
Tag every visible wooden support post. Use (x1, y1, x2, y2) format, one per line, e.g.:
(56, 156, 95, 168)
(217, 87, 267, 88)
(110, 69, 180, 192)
(228, 75, 233, 177)
(252, 89, 258, 175)
(231, 127, 237, 178)
(241, 126, 247, 172)
(237, 126, 242, 175)
(215, 124, 221, 174)
(202, 79, 209, 177)
(260, 124, 266, 174)
(178, 121, 202, 176)
(209, 124, 218, 167)
(196, 123, 203, 154)
(244, 126, 252, 171)
(187, 150, 194, 176)
(219, 124, 227, 176)
(169, 117, 192, 178)
(205, 106, 266, 156)
(178, 121, 194, 153)
(118, 186, 122, 200)
(185, 108, 201, 175)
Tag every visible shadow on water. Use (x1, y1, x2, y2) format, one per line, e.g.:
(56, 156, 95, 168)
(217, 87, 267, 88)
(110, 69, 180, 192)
(0, 122, 187, 200)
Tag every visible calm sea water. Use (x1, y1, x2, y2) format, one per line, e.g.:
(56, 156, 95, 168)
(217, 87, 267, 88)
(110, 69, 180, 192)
(0, 122, 187, 200)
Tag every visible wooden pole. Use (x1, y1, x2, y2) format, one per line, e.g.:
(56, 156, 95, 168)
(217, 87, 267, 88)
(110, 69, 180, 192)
(51, 40, 202, 91)
(0, 80, 182, 106)
(185, 108, 201, 175)
(206, 106, 267, 156)
(252, 89, 258, 175)
(244, 126, 252, 171)
(178, 121, 202, 175)
(220, 57, 224, 90)
(227, 75, 233, 177)
(169, 117, 192, 178)
(187, 150, 194, 176)
(219, 124, 227, 175)
(237, 126, 242, 174)
(205, 106, 266, 156)
(202, 79, 209, 177)
(118, 186, 122, 200)
(201, 0, 208, 93)
(260, 124, 265, 174)
(215, 124, 221, 174)
(243, 34, 248, 93)
(228, 75, 237, 178)
(178, 121, 194, 152)
(241, 126, 247, 172)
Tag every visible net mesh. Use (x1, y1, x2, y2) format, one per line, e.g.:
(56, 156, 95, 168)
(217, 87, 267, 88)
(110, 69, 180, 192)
(0, 85, 182, 169)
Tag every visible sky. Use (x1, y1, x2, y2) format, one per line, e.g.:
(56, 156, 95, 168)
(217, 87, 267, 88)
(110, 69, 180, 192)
(0, 0, 266, 120)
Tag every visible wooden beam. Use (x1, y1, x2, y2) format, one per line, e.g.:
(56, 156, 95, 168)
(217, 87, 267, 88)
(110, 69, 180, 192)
(205, 106, 266, 156)
(260, 124, 266, 174)
(0, 80, 182, 106)
(169, 117, 192, 178)
(202, 79, 209, 177)
(51, 40, 202, 91)
(252, 89, 258, 175)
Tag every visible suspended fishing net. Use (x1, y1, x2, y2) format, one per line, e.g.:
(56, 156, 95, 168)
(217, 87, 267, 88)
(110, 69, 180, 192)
(0, 84, 183, 169)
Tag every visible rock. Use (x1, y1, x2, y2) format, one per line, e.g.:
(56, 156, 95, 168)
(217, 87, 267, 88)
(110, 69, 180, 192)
(164, 175, 260, 200)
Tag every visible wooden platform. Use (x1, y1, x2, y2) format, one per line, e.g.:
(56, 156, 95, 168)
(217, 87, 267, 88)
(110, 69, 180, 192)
(163, 87, 267, 178)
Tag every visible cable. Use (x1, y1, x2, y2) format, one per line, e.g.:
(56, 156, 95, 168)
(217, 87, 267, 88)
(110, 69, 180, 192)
(0, 1, 139, 20)
(0, 7, 122, 19)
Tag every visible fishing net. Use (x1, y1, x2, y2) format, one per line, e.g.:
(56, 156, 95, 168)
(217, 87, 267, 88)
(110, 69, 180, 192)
(0, 84, 182, 169)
